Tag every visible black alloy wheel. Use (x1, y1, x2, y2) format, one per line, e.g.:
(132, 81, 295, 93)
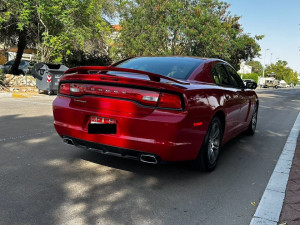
(246, 104, 258, 135)
(191, 117, 223, 172)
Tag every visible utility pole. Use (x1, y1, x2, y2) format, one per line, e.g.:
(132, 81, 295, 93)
(262, 49, 270, 79)
(270, 53, 273, 64)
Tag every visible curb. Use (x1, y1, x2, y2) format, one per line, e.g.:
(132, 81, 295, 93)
(12, 93, 29, 98)
(0, 92, 12, 98)
(250, 112, 300, 225)
(0, 92, 39, 98)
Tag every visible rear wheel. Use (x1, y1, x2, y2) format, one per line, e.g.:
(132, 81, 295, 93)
(190, 117, 223, 172)
(246, 104, 258, 135)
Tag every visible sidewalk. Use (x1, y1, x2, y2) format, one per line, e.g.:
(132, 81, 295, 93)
(279, 134, 300, 225)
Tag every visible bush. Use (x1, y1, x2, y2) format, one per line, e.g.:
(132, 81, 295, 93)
(63, 51, 112, 68)
(238, 73, 259, 83)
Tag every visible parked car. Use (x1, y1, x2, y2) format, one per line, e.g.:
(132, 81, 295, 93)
(53, 56, 259, 171)
(243, 79, 255, 86)
(0, 60, 31, 75)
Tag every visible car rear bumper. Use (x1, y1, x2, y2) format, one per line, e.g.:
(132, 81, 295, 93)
(53, 96, 207, 161)
(62, 135, 163, 163)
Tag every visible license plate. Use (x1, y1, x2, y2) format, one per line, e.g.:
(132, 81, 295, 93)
(89, 116, 117, 134)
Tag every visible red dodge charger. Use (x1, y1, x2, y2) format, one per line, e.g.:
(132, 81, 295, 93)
(53, 56, 258, 171)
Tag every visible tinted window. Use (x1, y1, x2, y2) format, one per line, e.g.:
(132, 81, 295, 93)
(212, 64, 230, 86)
(226, 65, 244, 88)
(5, 61, 14, 66)
(113, 57, 204, 80)
(20, 61, 27, 66)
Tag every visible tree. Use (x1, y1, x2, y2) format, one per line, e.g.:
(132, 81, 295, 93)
(0, 0, 38, 74)
(246, 60, 263, 75)
(0, 0, 115, 74)
(112, 0, 262, 69)
(265, 60, 298, 84)
(36, 0, 115, 63)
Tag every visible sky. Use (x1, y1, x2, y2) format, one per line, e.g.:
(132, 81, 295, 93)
(226, 0, 300, 72)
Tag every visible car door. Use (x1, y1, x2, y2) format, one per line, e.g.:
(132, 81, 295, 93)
(225, 64, 250, 127)
(211, 63, 241, 135)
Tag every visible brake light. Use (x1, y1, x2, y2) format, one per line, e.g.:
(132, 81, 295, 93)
(61, 83, 159, 107)
(59, 83, 70, 95)
(70, 83, 85, 96)
(59, 83, 182, 110)
(158, 93, 182, 110)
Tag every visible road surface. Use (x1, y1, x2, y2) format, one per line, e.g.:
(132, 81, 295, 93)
(0, 88, 299, 225)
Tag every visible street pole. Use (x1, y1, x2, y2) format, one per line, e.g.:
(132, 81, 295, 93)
(262, 49, 270, 79)
(270, 53, 273, 64)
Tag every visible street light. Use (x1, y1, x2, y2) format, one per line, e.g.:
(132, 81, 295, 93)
(270, 53, 273, 64)
(262, 49, 270, 79)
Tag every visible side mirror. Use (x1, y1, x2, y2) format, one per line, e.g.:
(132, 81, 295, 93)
(246, 81, 257, 89)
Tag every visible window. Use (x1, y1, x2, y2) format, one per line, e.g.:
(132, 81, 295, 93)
(112, 57, 204, 80)
(5, 61, 14, 66)
(225, 65, 244, 89)
(212, 64, 231, 86)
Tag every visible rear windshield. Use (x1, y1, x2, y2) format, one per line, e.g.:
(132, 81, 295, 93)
(113, 57, 204, 80)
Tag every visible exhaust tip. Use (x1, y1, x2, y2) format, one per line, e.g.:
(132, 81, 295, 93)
(140, 154, 158, 164)
(63, 137, 74, 145)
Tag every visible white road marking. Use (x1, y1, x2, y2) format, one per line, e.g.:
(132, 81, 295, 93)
(249, 112, 300, 225)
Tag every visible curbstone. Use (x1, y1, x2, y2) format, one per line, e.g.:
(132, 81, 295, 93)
(250, 112, 300, 225)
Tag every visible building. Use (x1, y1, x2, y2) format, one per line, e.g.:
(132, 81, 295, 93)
(6, 48, 37, 62)
(238, 61, 252, 74)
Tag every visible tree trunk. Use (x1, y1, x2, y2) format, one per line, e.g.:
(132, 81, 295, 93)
(10, 29, 27, 75)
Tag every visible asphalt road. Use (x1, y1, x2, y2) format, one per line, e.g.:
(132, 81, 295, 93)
(0, 88, 300, 225)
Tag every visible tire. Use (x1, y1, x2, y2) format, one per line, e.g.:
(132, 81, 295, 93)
(190, 117, 223, 172)
(246, 104, 258, 135)
(48, 90, 52, 95)
(38, 89, 41, 94)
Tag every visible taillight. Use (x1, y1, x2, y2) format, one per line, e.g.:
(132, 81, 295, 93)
(70, 83, 85, 96)
(129, 90, 159, 106)
(59, 83, 182, 110)
(158, 93, 182, 110)
(59, 83, 70, 95)
(60, 83, 159, 107)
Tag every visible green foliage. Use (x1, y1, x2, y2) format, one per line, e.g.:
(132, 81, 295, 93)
(63, 50, 112, 68)
(113, 0, 262, 69)
(239, 73, 258, 83)
(0, 0, 115, 63)
(265, 60, 298, 84)
(37, 0, 114, 62)
(0, 0, 37, 49)
(246, 60, 263, 75)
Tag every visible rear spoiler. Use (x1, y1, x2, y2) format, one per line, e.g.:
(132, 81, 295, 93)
(64, 66, 190, 85)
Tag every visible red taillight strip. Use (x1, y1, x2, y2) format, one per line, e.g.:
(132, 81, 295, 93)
(59, 83, 70, 95)
(158, 93, 182, 110)
(59, 83, 183, 110)
(69, 83, 160, 107)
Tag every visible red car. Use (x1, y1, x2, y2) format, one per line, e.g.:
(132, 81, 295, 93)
(53, 56, 258, 171)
